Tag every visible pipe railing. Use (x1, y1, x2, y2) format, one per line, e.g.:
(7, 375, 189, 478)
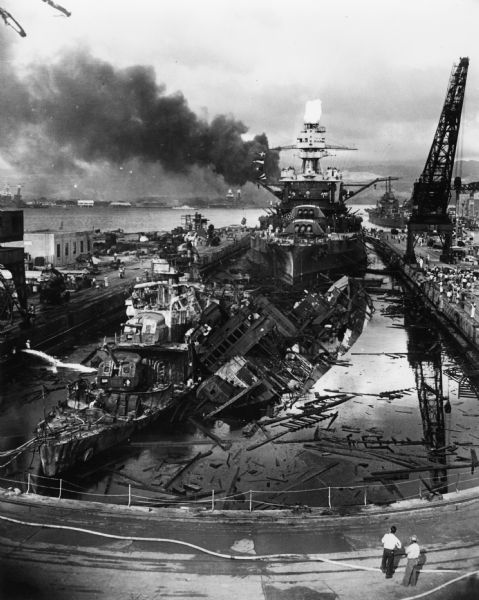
(2, 470, 479, 512)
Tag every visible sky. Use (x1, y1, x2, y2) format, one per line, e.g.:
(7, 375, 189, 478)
(1, 0, 479, 198)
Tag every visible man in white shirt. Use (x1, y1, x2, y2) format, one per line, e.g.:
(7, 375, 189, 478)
(381, 525, 402, 578)
(402, 535, 420, 586)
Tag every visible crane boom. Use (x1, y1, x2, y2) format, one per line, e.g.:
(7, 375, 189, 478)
(405, 57, 469, 263)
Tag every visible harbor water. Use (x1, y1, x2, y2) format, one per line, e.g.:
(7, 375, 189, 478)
(22, 206, 267, 234)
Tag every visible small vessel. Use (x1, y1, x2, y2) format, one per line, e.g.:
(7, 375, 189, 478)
(250, 100, 367, 285)
(109, 201, 132, 207)
(36, 348, 182, 476)
(123, 265, 205, 344)
(366, 177, 408, 229)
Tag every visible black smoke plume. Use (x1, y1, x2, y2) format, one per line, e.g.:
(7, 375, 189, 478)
(0, 46, 279, 186)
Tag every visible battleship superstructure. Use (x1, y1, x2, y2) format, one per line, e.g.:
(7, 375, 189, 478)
(250, 100, 366, 285)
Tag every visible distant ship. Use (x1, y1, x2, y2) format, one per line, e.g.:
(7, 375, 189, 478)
(110, 201, 132, 208)
(366, 177, 408, 229)
(208, 189, 241, 208)
(250, 100, 367, 285)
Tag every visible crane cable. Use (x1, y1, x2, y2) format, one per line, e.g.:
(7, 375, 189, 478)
(0, 512, 478, 600)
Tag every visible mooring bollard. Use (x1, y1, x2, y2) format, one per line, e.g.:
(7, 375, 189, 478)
(211, 489, 215, 511)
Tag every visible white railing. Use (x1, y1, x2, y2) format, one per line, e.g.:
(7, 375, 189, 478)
(2, 470, 478, 512)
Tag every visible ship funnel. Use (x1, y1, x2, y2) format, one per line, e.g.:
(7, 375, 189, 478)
(304, 99, 322, 124)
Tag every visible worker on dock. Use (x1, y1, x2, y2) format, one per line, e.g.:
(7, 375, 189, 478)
(380, 525, 401, 579)
(402, 535, 421, 587)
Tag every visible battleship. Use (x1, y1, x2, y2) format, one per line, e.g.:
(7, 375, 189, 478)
(366, 177, 408, 229)
(249, 100, 368, 285)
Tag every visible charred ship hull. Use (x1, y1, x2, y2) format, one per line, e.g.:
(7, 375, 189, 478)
(37, 348, 181, 477)
(38, 386, 175, 477)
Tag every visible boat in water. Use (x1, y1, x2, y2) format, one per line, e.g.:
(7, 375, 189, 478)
(366, 177, 408, 229)
(249, 100, 367, 285)
(36, 348, 184, 477)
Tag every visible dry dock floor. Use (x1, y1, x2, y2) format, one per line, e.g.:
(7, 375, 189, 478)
(1, 486, 478, 600)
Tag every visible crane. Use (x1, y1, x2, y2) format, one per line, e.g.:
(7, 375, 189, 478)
(405, 57, 469, 264)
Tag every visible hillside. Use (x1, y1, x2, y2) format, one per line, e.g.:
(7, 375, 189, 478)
(345, 160, 479, 204)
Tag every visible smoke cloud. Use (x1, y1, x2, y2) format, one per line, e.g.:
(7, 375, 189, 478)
(0, 41, 279, 191)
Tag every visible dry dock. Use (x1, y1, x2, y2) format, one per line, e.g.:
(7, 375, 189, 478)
(1, 485, 479, 599)
(368, 234, 479, 355)
(2, 233, 479, 599)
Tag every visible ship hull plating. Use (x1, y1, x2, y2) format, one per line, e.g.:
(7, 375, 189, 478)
(250, 234, 367, 285)
(39, 387, 176, 477)
(39, 419, 138, 477)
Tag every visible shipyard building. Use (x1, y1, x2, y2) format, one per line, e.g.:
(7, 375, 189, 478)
(3, 230, 92, 268)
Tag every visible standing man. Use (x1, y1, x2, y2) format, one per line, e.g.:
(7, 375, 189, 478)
(402, 535, 420, 587)
(381, 525, 402, 578)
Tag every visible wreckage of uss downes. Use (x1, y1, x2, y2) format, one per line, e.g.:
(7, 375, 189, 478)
(189, 275, 373, 418)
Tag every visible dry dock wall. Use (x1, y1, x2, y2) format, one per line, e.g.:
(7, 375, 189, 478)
(369, 236, 479, 351)
(403, 263, 479, 347)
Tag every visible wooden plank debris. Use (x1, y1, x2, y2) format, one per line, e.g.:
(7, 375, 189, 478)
(246, 428, 293, 451)
(187, 417, 232, 451)
(204, 381, 262, 419)
(254, 463, 339, 510)
(367, 461, 474, 479)
(220, 466, 241, 510)
(164, 450, 212, 489)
